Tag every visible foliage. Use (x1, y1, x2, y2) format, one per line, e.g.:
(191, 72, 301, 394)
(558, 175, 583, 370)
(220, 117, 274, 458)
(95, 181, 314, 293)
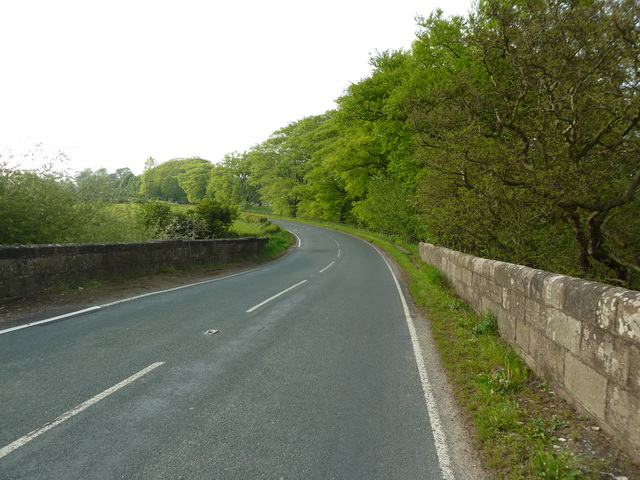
(248, 116, 324, 217)
(0, 165, 83, 244)
(0, 162, 154, 244)
(220, 0, 639, 289)
(75, 167, 140, 201)
(135, 199, 173, 231)
(139, 157, 213, 203)
(160, 211, 211, 240)
(193, 198, 238, 238)
(207, 152, 261, 208)
(531, 450, 582, 479)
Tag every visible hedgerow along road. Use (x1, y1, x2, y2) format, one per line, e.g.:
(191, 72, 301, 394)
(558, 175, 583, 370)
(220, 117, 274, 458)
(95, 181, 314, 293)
(0, 220, 460, 479)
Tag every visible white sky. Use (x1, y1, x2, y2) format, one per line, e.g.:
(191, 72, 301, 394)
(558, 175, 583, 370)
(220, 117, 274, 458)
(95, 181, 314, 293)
(1, 0, 472, 175)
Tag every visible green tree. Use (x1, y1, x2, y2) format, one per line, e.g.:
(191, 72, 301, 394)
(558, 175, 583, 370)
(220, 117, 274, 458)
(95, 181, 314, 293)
(207, 152, 261, 208)
(249, 117, 321, 217)
(407, 0, 640, 286)
(469, 0, 640, 283)
(326, 50, 420, 233)
(139, 157, 162, 198)
(139, 158, 212, 202)
(177, 157, 213, 203)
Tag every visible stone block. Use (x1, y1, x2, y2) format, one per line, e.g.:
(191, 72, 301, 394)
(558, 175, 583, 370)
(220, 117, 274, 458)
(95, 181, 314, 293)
(547, 308, 582, 354)
(542, 274, 570, 310)
(494, 262, 525, 289)
(524, 297, 548, 332)
(0, 259, 16, 279)
(497, 310, 517, 343)
(529, 327, 566, 383)
(528, 270, 553, 303)
(580, 323, 629, 384)
(479, 258, 497, 279)
(484, 282, 503, 309)
(606, 384, 640, 459)
(471, 257, 486, 277)
(503, 290, 525, 323)
(596, 287, 628, 332)
(461, 267, 473, 288)
(565, 354, 607, 421)
(512, 266, 538, 295)
(515, 317, 531, 353)
(616, 291, 640, 342)
(563, 279, 613, 325)
(629, 345, 640, 393)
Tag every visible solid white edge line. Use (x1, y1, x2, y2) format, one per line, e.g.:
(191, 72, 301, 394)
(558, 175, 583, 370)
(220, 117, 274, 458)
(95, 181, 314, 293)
(246, 280, 307, 313)
(0, 361, 165, 460)
(100, 269, 256, 307)
(370, 244, 455, 480)
(0, 268, 261, 336)
(0, 268, 257, 335)
(0, 306, 102, 335)
(291, 231, 301, 247)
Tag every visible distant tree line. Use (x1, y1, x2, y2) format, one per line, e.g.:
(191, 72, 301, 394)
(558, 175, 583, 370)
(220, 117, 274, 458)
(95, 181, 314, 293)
(1, 0, 637, 288)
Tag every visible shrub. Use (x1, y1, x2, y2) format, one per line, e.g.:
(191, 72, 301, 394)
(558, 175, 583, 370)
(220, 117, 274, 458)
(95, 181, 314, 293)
(194, 199, 238, 238)
(161, 211, 210, 239)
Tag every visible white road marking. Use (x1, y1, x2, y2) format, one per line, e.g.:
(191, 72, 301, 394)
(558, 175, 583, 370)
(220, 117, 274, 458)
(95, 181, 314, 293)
(291, 231, 301, 247)
(319, 261, 335, 273)
(0, 307, 102, 335)
(100, 269, 256, 307)
(0, 269, 261, 336)
(0, 362, 165, 460)
(370, 244, 455, 480)
(246, 280, 308, 313)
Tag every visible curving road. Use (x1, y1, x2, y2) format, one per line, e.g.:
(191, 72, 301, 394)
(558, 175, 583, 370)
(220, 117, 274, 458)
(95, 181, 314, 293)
(0, 221, 459, 479)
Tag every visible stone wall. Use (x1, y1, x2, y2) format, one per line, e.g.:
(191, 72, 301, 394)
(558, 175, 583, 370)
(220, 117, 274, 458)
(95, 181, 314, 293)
(0, 237, 268, 300)
(419, 242, 640, 461)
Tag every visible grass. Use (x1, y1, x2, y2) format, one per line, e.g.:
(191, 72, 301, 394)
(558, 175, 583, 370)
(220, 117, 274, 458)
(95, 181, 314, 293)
(234, 212, 294, 259)
(272, 216, 636, 479)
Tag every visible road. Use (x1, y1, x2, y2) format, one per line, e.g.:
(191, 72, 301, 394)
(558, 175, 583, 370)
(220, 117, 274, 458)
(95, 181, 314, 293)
(0, 220, 468, 479)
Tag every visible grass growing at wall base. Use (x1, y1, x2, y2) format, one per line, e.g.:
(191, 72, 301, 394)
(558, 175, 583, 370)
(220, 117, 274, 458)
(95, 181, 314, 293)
(281, 217, 634, 479)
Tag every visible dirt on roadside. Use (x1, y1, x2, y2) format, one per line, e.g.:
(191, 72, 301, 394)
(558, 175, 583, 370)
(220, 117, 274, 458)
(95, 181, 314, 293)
(0, 260, 265, 328)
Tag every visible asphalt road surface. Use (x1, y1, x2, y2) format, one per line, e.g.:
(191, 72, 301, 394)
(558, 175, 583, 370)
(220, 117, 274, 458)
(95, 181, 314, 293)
(0, 221, 469, 479)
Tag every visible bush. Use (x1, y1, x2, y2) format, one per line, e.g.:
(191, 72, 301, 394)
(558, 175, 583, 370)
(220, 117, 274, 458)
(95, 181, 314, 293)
(161, 212, 210, 239)
(194, 199, 238, 238)
(135, 199, 172, 231)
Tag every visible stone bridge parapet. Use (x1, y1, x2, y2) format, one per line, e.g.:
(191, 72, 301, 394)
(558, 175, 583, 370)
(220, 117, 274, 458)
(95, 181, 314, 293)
(0, 237, 268, 300)
(419, 242, 640, 462)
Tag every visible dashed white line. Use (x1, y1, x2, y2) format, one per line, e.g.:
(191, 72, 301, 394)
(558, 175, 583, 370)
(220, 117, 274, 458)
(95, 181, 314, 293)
(319, 261, 335, 273)
(0, 362, 165, 460)
(246, 280, 308, 313)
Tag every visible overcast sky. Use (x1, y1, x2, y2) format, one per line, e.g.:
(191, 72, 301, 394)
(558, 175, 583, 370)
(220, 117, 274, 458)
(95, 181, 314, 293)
(1, 0, 472, 175)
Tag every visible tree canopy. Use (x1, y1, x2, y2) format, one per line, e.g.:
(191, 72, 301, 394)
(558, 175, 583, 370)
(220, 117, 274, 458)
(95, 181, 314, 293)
(209, 0, 639, 288)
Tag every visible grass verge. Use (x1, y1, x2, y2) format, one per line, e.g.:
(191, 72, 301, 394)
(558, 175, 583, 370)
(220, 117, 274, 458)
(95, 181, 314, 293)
(234, 212, 295, 259)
